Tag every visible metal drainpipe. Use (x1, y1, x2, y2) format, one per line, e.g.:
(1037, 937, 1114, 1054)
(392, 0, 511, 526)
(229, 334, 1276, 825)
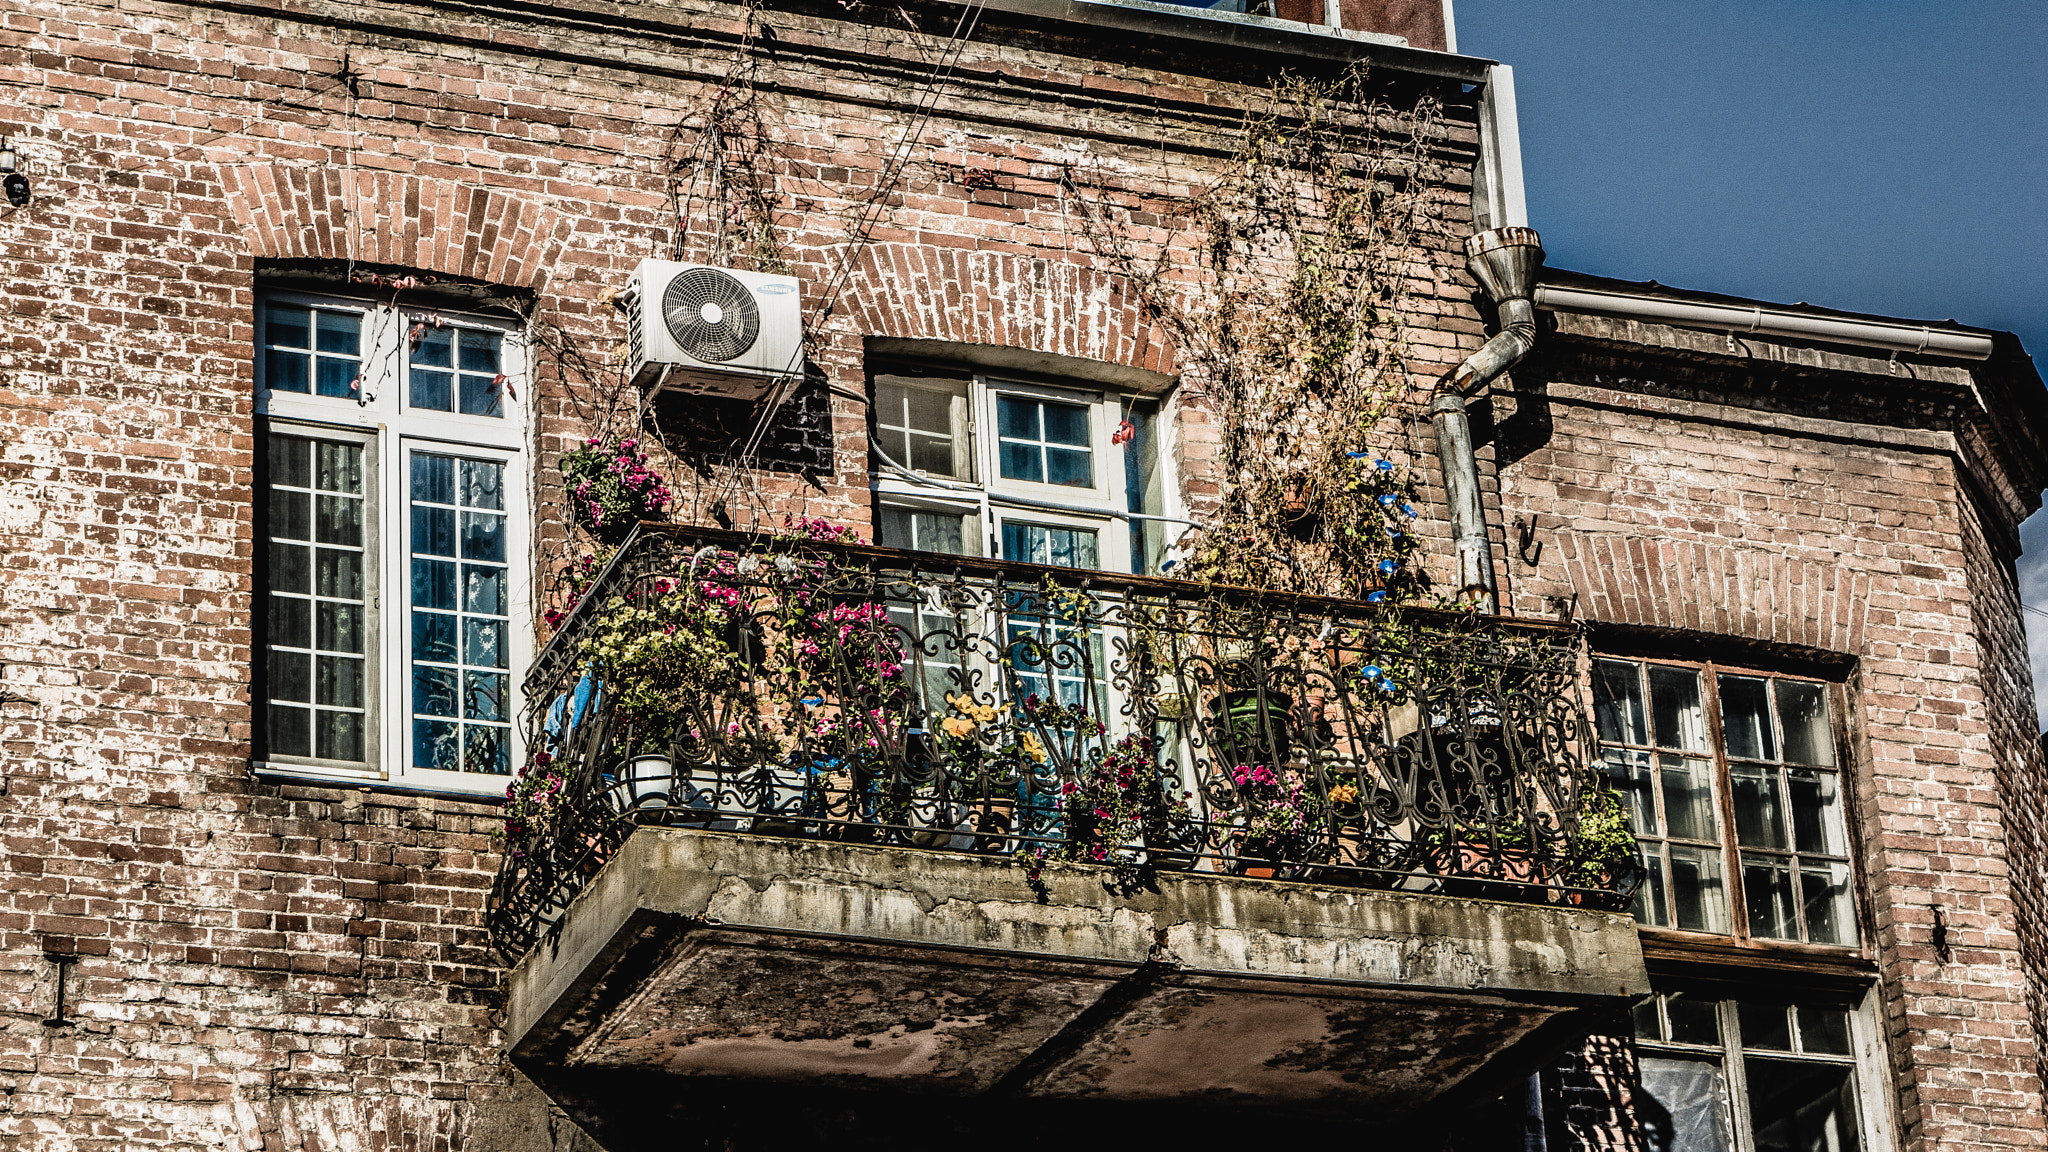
(1432, 226, 1544, 614)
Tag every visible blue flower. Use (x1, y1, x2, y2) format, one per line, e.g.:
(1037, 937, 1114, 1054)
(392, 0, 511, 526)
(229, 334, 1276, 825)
(1377, 493, 1398, 508)
(1377, 559, 1399, 575)
(1366, 590, 1387, 604)
(800, 695, 824, 707)
(1362, 664, 1383, 680)
(1375, 458, 1394, 472)
(1346, 450, 1368, 459)
(1380, 679, 1400, 695)
(1399, 502, 1417, 519)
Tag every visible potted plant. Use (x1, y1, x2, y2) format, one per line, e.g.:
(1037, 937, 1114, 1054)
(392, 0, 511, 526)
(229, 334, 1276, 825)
(1222, 763, 1327, 879)
(1205, 689, 1294, 765)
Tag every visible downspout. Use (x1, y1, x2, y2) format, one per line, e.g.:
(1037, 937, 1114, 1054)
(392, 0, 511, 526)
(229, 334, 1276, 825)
(1432, 226, 1544, 614)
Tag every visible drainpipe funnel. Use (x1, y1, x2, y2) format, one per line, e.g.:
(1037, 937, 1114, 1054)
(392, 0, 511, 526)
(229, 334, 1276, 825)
(1433, 227, 1544, 614)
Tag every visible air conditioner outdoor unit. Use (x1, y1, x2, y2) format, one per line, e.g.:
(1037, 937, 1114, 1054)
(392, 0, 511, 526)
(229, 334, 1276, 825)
(624, 259, 802, 400)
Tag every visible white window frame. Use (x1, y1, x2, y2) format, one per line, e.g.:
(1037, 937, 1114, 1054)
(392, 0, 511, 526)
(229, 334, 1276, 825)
(872, 372, 1134, 573)
(255, 288, 531, 796)
(1632, 985, 1895, 1152)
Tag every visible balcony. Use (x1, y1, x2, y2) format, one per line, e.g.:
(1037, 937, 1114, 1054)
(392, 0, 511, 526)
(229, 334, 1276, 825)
(490, 525, 1648, 1137)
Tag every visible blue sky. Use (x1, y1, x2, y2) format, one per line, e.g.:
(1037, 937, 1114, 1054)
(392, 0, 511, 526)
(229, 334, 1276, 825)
(1454, 0, 2048, 728)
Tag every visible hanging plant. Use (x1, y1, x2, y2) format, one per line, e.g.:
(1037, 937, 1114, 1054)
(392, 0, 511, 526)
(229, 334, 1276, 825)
(561, 437, 675, 544)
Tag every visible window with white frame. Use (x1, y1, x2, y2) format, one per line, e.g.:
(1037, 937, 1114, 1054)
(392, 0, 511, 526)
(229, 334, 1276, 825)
(869, 369, 1164, 575)
(1632, 988, 1890, 1152)
(1592, 658, 1858, 947)
(256, 288, 529, 794)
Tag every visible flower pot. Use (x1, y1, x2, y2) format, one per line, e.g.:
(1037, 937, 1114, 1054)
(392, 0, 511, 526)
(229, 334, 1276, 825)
(1206, 689, 1293, 764)
(606, 754, 675, 812)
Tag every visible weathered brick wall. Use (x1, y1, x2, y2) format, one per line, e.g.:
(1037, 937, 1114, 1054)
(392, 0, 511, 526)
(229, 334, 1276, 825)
(0, 0, 1482, 1146)
(1498, 318, 2047, 1151)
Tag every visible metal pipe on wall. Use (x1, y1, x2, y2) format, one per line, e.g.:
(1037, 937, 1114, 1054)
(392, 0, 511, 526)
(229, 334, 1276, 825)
(1432, 226, 1544, 614)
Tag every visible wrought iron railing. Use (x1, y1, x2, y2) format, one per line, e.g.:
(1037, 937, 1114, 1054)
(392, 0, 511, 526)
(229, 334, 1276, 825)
(487, 523, 1637, 959)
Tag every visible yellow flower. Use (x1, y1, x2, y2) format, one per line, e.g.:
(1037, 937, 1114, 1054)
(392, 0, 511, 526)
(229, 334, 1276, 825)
(1328, 782, 1359, 805)
(940, 716, 976, 739)
(1019, 731, 1048, 764)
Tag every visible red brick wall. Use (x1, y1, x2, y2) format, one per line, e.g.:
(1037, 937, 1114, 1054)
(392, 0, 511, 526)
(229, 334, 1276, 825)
(1498, 321, 2048, 1151)
(0, 0, 1480, 1146)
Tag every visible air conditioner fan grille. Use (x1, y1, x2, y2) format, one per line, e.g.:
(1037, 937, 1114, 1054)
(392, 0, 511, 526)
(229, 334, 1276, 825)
(662, 268, 761, 364)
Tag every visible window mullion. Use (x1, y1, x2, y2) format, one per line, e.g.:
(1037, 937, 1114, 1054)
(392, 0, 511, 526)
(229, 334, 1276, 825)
(1721, 999, 1758, 1152)
(1700, 666, 1752, 942)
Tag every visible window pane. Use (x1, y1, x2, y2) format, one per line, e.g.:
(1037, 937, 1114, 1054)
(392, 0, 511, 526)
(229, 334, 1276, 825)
(460, 511, 505, 562)
(269, 542, 310, 593)
(997, 396, 1034, 439)
(1719, 675, 1776, 761)
(1800, 863, 1856, 945)
(1637, 1056, 1735, 1152)
(1796, 1006, 1853, 1056)
(412, 369, 453, 412)
(1634, 997, 1664, 1042)
(315, 494, 362, 546)
(465, 618, 506, 668)
(317, 441, 363, 495)
(459, 371, 500, 417)
(267, 349, 310, 393)
(1666, 993, 1722, 1046)
(459, 459, 504, 510)
(1592, 659, 1647, 745)
(463, 564, 505, 615)
(414, 611, 457, 663)
(414, 719, 459, 771)
(458, 329, 499, 373)
(1606, 748, 1655, 834)
(1732, 763, 1789, 850)
(1776, 681, 1834, 765)
(412, 454, 454, 503)
(903, 386, 953, 435)
(1738, 1002, 1793, 1051)
(316, 310, 360, 354)
(267, 304, 311, 349)
(1633, 845, 1671, 928)
(1788, 768, 1847, 856)
(464, 723, 511, 775)
(909, 433, 954, 475)
(879, 508, 914, 549)
(270, 436, 311, 489)
(1660, 754, 1718, 842)
(268, 650, 311, 702)
(316, 654, 364, 709)
(466, 671, 508, 722)
(413, 327, 453, 369)
(1742, 1057, 1861, 1152)
(1668, 843, 1729, 933)
(1003, 522, 1098, 570)
(316, 357, 358, 399)
(414, 665, 458, 717)
(1744, 856, 1799, 940)
(1040, 401, 1089, 445)
(413, 506, 456, 557)
(316, 710, 364, 762)
(316, 602, 363, 653)
(316, 549, 362, 600)
(1000, 441, 1042, 483)
(413, 559, 456, 609)
(268, 703, 311, 757)
(1045, 446, 1092, 487)
(1650, 665, 1709, 752)
(268, 597, 309, 649)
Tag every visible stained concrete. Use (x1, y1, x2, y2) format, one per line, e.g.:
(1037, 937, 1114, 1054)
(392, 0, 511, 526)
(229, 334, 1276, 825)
(506, 829, 1648, 1125)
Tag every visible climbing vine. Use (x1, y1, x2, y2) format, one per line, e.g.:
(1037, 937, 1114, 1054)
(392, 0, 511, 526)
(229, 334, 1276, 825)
(1075, 66, 1452, 600)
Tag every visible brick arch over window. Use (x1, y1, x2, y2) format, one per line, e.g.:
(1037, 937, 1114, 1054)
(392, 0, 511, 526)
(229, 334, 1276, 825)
(1557, 533, 1875, 654)
(222, 165, 572, 291)
(838, 244, 1177, 376)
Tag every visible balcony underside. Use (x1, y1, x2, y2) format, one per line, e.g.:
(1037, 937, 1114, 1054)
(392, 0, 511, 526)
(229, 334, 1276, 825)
(507, 829, 1649, 1137)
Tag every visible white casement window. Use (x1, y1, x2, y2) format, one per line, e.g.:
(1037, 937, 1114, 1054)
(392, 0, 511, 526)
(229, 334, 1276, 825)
(870, 370, 1161, 575)
(1632, 988, 1893, 1152)
(255, 289, 530, 795)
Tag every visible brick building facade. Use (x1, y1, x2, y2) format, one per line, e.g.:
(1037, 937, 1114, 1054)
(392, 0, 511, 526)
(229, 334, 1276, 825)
(0, 0, 2041, 1149)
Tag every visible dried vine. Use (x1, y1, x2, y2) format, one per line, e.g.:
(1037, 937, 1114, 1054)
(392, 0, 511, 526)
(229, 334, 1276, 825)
(1075, 66, 1452, 600)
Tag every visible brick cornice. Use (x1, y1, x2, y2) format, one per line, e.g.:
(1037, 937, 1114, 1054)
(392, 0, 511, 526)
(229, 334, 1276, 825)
(221, 164, 572, 292)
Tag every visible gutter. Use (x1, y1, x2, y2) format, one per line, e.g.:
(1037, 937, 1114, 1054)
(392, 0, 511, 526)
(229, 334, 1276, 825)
(1533, 285, 1994, 360)
(1433, 227, 1545, 615)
